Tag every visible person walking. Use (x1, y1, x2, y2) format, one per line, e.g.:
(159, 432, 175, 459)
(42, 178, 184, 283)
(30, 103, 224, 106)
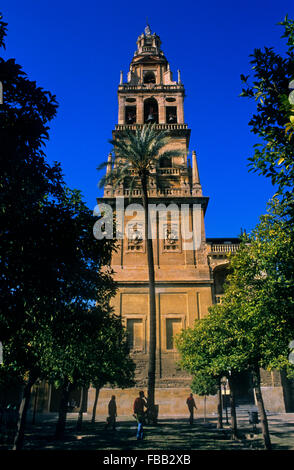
(186, 393, 197, 425)
(133, 391, 147, 440)
(105, 395, 117, 430)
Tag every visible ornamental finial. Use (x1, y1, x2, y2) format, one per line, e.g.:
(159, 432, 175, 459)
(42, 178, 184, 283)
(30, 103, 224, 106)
(144, 20, 151, 36)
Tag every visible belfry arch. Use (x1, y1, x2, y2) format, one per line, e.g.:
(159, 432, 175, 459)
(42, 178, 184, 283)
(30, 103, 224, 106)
(144, 97, 158, 124)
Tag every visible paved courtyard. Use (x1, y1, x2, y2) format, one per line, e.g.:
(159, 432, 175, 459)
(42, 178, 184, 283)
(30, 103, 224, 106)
(2, 411, 293, 451)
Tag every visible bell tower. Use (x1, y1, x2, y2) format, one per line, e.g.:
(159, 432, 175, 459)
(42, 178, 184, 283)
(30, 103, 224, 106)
(117, 24, 185, 128)
(98, 25, 214, 412)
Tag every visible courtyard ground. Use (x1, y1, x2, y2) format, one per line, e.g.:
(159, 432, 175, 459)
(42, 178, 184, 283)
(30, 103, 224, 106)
(2, 411, 293, 452)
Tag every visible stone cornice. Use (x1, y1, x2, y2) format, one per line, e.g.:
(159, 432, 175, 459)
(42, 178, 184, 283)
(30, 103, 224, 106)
(116, 280, 214, 287)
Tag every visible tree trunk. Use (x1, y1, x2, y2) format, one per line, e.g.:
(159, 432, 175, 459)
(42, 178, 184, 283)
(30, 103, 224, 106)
(91, 387, 101, 424)
(141, 174, 157, 410)
(252, 367, 272, 450)
(217, 378, 223, 429)
(203, 395, 206, 423)
(228, 375, 238, 440)
(55, 381, 72, 440)
(32, 383, 39, 425)
(77, 387, 87, 431)
(13, 374, 36, 450)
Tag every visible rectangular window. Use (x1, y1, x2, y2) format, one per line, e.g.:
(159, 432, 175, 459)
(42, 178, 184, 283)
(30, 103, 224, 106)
(166, 318, 182, 350)
(127, 318, 143, 351)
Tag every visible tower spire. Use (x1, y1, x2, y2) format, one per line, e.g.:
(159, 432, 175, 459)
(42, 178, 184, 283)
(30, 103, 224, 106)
(144, 22, 151, 36)
(144, 20, 151, 36)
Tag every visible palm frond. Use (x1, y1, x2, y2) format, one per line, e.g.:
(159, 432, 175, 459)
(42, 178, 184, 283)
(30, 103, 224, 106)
(149, 172, 166, 192)
(97, 161, 108, 172)
(127, 176, 139, 203)
(97, 175, 107, 190)
(157, 149, 186, 165)
(99, 124, 188, 193)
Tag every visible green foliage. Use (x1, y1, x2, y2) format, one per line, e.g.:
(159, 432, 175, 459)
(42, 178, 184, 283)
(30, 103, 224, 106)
(0, 12, 7, 49)
(191, 372, 218, 397)
(89, 313, 136, 390)
(279, 16, 294, 51)
(240, 16, 294, 218)
(30, 304, 135, 391)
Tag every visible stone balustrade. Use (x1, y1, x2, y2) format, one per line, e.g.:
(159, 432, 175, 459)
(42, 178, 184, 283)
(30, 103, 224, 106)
(127, 168, 181, 176)
(119, 187, 189, 197)
(210, 244, 240, 253)
(115, 123, 188, 131)
(118, 84, 184, 91)
(158, 168, 181, 175)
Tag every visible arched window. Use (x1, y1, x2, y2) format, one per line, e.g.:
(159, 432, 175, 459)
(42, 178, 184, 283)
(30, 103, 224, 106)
(143, 71, 156, 84)
(144, 97, 158, 124)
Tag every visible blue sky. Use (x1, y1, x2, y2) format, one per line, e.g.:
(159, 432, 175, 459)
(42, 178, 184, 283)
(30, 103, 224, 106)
(1, 0, 293, 237)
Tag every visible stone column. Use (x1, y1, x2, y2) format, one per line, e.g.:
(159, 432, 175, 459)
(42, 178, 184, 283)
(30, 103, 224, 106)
(158, 95, 165, 124)
(118, 95, 125, 124)
(177, 94, 184, 124)
(137, 95, 144, 124)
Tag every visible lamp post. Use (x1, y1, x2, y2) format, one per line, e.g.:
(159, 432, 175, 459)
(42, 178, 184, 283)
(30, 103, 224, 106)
(221, 378, 229, 425)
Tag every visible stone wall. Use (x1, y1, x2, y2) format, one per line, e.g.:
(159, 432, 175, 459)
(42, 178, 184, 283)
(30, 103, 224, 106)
(87, 387, 218, 418)
(87, 385, 288, 418)
(260, 387, 286, 413)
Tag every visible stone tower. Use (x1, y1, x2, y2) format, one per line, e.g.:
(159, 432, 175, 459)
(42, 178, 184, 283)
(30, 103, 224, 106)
(98, 25, 214, 409)
(92, 25, 247, 417)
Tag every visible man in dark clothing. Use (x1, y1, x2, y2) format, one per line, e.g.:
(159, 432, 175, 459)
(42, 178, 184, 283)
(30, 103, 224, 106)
(133, 391, 147, 439)
(105, 395, 117, 430)
(186, 393, 197, 425)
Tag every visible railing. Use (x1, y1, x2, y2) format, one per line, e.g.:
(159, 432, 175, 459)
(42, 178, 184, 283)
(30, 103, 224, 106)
(117, 188, 188, 197)
(210, 244, 240, 253)
(127, 168, 181, 176)
(142, 46, 156, 52)
(118, 84, 184, 91)
(158, 168, 181, 175)
(115, 123, 188, 131)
